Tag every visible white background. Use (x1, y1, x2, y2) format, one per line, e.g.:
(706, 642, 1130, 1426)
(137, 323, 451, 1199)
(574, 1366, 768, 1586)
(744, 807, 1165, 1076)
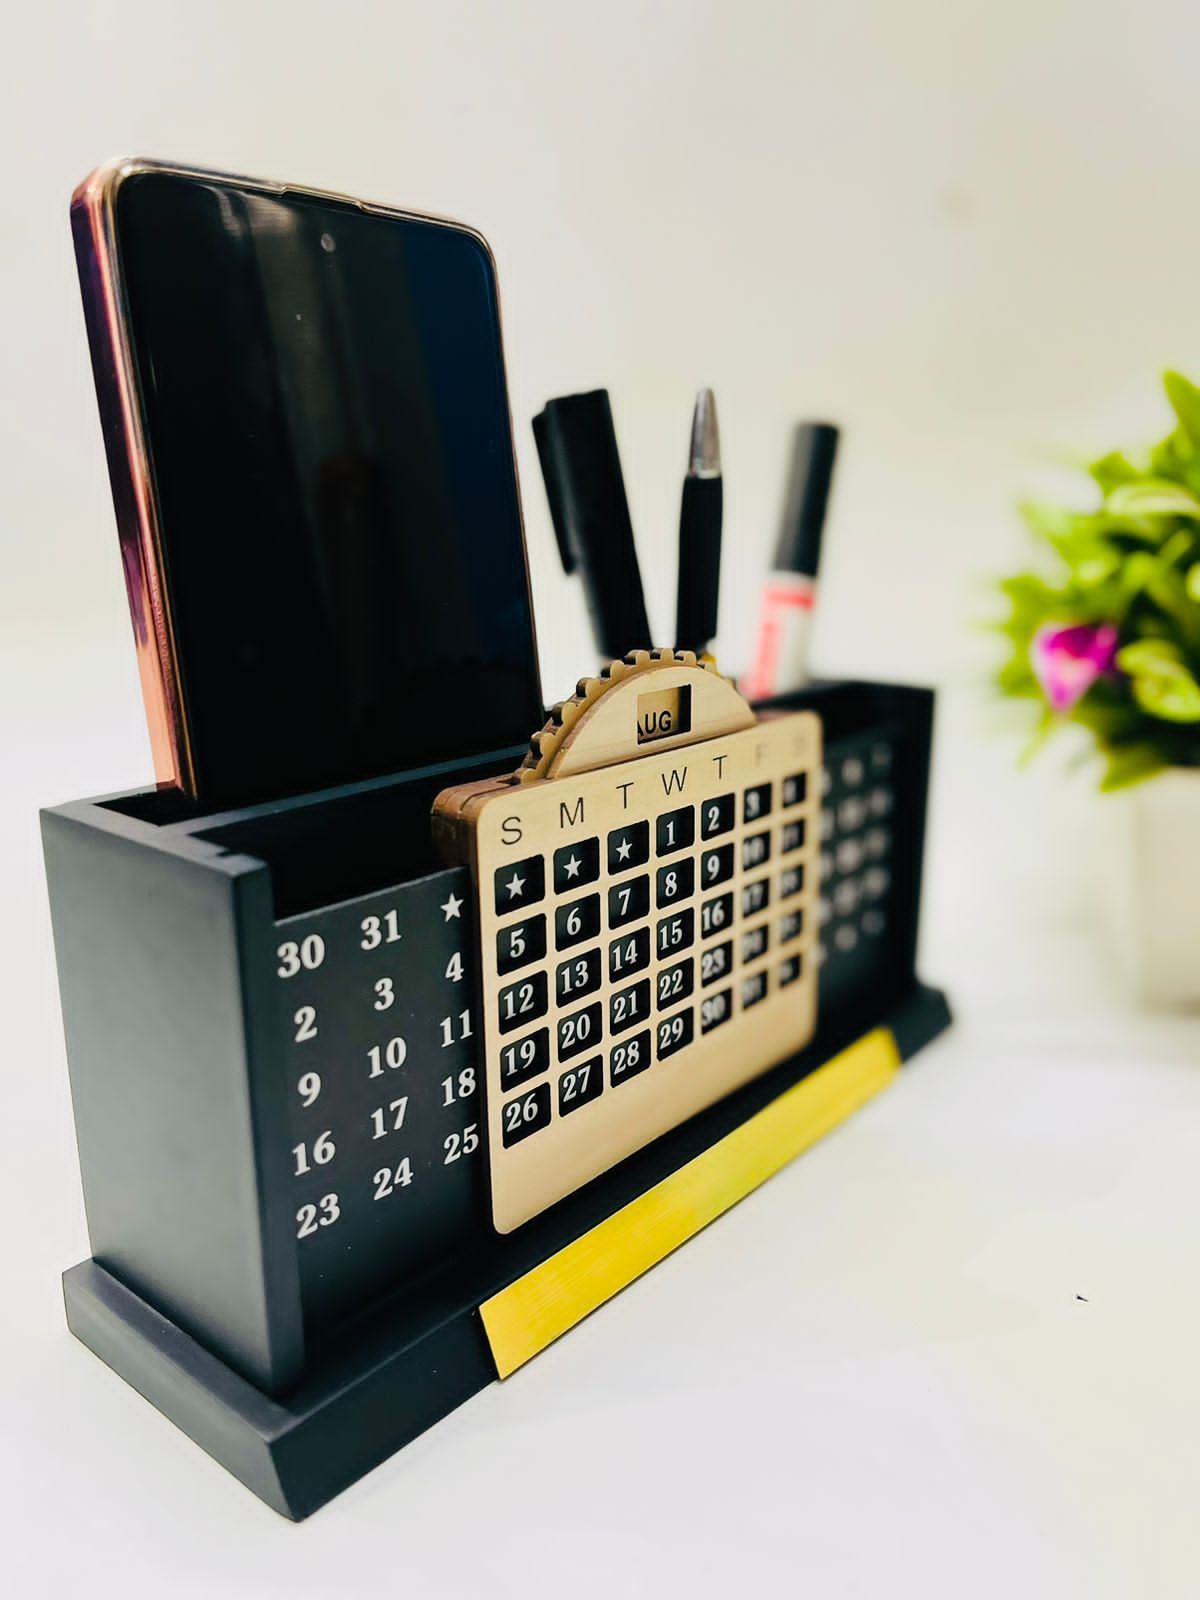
(3, 2, 1200, 1593)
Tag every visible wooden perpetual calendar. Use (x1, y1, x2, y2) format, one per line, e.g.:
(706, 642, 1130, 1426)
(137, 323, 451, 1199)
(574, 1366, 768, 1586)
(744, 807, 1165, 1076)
(433, 649, 821, 1232)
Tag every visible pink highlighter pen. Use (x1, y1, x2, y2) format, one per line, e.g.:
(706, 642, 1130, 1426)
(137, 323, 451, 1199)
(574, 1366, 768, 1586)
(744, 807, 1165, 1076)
(745, 421, 840, 701)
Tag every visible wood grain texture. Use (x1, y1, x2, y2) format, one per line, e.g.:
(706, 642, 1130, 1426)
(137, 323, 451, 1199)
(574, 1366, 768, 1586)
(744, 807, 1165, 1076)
(434, 662, 821, 1233)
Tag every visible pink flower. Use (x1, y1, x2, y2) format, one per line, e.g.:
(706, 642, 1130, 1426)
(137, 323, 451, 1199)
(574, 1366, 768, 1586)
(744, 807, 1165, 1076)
(1031, 622, 1119, 713)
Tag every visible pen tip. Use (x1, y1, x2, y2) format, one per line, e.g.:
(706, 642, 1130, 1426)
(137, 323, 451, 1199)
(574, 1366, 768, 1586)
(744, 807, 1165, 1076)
(688, 388, 720, 478)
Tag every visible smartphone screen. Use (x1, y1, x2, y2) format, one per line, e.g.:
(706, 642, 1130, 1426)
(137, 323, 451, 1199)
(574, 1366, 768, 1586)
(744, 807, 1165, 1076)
(106, 170, 541, 808)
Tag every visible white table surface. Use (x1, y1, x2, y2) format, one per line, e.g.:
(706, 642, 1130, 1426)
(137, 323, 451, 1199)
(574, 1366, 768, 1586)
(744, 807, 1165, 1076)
(4, 659, 1200, 1599)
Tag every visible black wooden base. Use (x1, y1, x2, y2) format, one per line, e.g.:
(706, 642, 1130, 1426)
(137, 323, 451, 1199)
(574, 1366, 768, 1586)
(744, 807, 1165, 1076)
(64, 982, 951, 1521)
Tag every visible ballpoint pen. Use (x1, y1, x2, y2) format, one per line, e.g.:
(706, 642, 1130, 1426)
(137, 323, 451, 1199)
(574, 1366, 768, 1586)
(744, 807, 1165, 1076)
(674, 388, 723, 657)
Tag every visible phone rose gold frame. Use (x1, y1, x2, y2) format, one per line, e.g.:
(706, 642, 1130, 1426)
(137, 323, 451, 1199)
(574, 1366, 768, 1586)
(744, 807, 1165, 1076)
(71, 157, 536, 800)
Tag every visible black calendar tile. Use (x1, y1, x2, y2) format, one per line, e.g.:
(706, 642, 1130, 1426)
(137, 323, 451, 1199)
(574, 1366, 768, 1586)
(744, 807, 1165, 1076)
(742, 831, 771, 871)
(656, 806, 694, 856)
(781, 819, 805, 854)
(656, 1008, 694, 1060)
(782, 772, 807, 808)
(607, 820, 650, 874)
(555, 948, 602, 1004)
(494, 856, 544, 915)
(779, 954, 803, 986)
(610, 1029, 652, 1086)
(700, 793, 735, 838)
(656, 907, 695, 958)
(553, 837, 600, 892)
(495, 913, 546, 976)
(556, 893, 601, 949)
(700, 988, 733, 1033)
(741, 970, 768, 1009)
(558, 1055, 603, 1115)
(500, 1082, 551, 1146)
(699, 939, 732, 987)
(700, 892, 733, 938)
(780, 864, 804, 900)
(741, 877, 770, 918)
(608, 874, 650, 929)
(743, 782, 772, 823)
(609, 926, 651, 980)
(655, 857, 694, 908)
(700, 843, 734, 890)
(497, 971, 548, 1034)
(498, 1027, 550, 1090)
(656, 957, 694, 1010)
(741, 924, 769, 963)
(780, 909, 804, 943)
(558, 1000, 603, 1061)
(610, 978, 651, 1035)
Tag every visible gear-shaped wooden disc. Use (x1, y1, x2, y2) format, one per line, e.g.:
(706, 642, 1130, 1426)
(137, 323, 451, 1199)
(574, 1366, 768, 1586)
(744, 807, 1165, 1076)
(518, 648, 756, 783)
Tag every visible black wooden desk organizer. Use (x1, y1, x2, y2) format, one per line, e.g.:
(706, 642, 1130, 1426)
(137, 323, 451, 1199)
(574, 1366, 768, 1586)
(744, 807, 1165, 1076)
(43, 677, 949, 1519)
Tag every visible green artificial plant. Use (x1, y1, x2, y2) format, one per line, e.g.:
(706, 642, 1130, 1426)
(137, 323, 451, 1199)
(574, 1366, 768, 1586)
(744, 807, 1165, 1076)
(995, 369, 1200, 789)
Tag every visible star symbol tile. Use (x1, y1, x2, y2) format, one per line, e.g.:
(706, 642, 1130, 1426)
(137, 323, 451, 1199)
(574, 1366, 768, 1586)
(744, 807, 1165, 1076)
(440, 892, 463, 921)
(506, 872, 526, 900)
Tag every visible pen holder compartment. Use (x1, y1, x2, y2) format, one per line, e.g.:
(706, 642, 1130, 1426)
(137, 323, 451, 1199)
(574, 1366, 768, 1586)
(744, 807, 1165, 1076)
(42, 676, 946, 1516)
(43, 750, 524, 1393)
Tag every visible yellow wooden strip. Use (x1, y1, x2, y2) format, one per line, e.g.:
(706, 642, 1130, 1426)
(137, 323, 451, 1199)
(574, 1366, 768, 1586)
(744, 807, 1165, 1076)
(480, 1027, 901, 1378)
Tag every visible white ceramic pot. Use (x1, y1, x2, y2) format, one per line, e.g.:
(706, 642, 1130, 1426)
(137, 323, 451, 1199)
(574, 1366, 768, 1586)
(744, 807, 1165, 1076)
(1099, 768, 1200, 1009)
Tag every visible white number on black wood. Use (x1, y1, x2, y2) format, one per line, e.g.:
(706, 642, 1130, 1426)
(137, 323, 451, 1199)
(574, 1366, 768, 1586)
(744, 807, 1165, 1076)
(441, 1068, 476, 1105)
(443, 1124, 480, 1164)
(373, 1160, 413, 1199)
(369, 1097, 409, 1139)
(277, 934, 325, 978)
(367, 1036, 408, 1077)
(360, 909, 402, 950)
(440, 1009, 474, 1047)
(293, 1130, 335, 1174)
(293, 1005, 318, 1043)
(296, 1193, 340, 1238)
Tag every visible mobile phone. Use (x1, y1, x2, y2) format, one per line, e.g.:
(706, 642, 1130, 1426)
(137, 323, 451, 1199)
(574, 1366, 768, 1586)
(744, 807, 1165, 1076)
(72, 159, 543, 810)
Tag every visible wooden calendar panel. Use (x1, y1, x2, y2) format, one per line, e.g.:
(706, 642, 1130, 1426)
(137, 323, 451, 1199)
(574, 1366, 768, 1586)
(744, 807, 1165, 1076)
(438, 699, 821, 1233)
(275, 867, 483, 1327)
